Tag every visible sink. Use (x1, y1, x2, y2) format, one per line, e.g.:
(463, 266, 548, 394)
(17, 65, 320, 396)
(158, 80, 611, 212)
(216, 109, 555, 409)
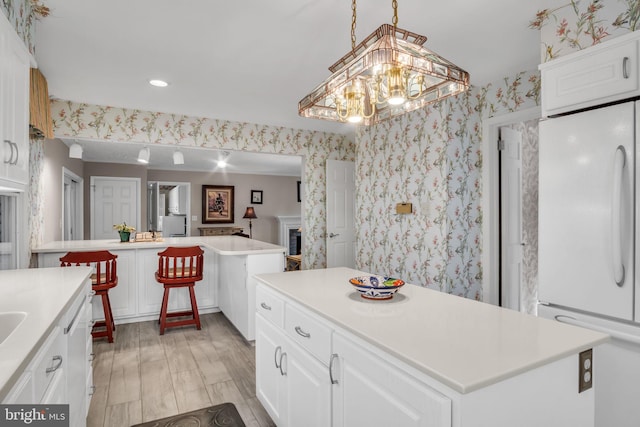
(0, 312, 27, 345)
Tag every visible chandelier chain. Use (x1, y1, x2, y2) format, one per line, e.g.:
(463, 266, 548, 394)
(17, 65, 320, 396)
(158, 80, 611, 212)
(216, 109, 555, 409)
(351, 0, 357, 52)
(392, 0, 398, 27)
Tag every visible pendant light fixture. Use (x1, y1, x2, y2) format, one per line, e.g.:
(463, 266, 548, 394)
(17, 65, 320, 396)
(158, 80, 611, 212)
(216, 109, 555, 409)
(69, 142, 83, 159)
(298, 0, 470, 126)
(137, 147, 150, 164)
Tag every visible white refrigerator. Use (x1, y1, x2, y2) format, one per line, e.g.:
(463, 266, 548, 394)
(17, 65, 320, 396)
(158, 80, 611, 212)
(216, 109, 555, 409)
(538, 100, 640, 427)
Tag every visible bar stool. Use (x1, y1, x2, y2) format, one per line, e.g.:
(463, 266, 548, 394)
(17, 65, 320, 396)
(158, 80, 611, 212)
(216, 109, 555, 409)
(60, 250, 118, 343)
(155, 246, 204, 335)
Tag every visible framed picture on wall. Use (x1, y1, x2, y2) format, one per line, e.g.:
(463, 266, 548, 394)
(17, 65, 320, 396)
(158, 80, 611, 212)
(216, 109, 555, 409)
(251, 190, 263, 204)
(202, 185, 234, 223)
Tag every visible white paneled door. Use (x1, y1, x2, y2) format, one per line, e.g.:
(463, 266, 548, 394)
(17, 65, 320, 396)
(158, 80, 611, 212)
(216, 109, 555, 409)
(90, 176, 141, 240)
(326, 160, 355, 268)
(499, 127, 523, 311)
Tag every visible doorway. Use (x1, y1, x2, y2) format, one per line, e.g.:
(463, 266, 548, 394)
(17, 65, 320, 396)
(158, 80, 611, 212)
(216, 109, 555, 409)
(148, 181, 191, 237)
(63, 167, 83, 241)
(482, 108, 540, 313)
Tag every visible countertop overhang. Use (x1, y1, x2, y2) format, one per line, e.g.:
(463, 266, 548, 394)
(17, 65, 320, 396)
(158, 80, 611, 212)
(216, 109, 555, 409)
(0, 267, 92, 401)
(255, 267, 609, 394)
(32, 235, 286, 256)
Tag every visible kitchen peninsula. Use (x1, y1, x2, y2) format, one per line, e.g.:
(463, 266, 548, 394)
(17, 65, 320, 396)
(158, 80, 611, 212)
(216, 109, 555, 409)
(255, 267, 609, 427)
(33, 236, 285, 341)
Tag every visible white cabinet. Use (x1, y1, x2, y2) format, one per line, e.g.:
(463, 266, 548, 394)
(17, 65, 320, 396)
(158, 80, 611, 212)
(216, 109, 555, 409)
(540, 31, 640, 116)
(219, 252, 284, 341)
(332, 331, 451, 427)
(256, 310, 332, 427)
(0, 11, 30, 186)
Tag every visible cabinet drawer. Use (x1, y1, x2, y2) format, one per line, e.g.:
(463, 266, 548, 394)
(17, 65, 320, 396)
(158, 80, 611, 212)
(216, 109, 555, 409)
(285, 304, 331, 364)
(32, 326, 65, 403)
(256, 285, 284, 328)
(541, 33, 640, 116)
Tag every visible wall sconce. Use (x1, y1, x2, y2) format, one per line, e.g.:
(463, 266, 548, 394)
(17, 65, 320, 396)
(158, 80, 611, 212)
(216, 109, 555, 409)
(173, 151, 184, 165)
(243, 206, 257, 238)
(137, 147, 150, 164)
(69, 143, 83, 159)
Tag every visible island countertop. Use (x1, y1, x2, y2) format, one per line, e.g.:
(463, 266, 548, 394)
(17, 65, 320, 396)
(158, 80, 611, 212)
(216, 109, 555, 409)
(254, 267, 609, 394)
(0, 267, 91, 401)
(32, 235, 286, 256)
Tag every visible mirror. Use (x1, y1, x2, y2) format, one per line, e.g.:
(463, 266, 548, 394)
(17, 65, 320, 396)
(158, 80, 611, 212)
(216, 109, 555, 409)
(148, 181, 191, 236)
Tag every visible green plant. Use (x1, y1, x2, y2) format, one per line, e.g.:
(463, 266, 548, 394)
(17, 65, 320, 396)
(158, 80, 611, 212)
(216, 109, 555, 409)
(113, 222, 135, 233)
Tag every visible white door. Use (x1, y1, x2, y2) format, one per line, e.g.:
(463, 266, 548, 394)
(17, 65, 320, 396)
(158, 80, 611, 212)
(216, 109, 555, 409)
(90, 176, 141, 239)
(326, 160, 355, 268)
(63, 168, 83, 241)
(499, 128, 523, 311)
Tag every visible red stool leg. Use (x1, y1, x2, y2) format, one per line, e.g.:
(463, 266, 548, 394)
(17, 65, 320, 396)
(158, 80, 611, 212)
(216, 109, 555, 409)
(101, 292, 114, 343)
(159, 286, 170, 335)
(188, 285, 201, 330)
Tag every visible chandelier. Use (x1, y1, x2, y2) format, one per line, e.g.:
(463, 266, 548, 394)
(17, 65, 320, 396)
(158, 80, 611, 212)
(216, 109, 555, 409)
(298, 0, 470, 125)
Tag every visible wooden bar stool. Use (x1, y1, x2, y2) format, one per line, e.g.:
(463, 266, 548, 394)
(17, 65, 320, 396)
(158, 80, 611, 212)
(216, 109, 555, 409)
(60, 250, 118, 343)
(155, 246, 204, 335)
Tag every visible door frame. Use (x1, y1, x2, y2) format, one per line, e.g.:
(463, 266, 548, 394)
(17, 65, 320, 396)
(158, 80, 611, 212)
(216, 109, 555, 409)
(62, 167, 84, 241)
(90, 176, 141, 239)
(481, 107, 540, 306)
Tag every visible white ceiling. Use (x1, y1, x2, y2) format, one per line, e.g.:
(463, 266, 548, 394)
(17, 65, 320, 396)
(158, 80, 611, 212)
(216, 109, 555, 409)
(36, 1, 557, 171)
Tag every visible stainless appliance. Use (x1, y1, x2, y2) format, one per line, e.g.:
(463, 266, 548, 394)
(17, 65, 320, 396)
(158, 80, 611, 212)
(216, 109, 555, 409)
(538, 100, 640, 426)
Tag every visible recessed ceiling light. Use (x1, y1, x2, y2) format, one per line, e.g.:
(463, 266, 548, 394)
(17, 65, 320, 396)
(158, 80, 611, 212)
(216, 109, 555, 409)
(149, 79, 169, 87)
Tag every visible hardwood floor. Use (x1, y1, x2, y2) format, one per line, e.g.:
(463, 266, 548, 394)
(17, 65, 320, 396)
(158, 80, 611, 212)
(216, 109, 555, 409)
(87, 312, 275, 427)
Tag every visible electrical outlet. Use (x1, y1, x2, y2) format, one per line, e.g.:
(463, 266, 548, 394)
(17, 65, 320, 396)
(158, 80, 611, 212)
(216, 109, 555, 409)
(578, 348, 593, 393)
(191, 216, 198, 222)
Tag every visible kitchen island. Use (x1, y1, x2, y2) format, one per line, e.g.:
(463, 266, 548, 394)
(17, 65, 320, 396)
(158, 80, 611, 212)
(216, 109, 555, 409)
(254, 267, 609, 427)
(33, 236, 285, 341)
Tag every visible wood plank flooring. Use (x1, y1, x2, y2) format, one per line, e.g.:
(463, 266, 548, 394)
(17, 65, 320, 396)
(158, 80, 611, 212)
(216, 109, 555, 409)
(87, 312, 275, 427)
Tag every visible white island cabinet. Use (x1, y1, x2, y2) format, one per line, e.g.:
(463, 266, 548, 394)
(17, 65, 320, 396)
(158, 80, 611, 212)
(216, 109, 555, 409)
(255, 268, 610, 427)
(0, 267, 93, 427)
(34, 236, 285, 340)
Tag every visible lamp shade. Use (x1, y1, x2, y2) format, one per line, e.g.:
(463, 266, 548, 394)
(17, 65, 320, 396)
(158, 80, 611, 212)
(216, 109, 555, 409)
(137, 147, 150, 164)
(173, 151, 184, 165)
(243, 207, 257, 219)
(69, 143, 83, 159)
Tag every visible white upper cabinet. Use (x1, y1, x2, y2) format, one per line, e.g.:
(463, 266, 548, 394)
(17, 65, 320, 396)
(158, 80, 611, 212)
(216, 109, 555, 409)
(0, 12, 31, 187)
(540, 31, 640, 117)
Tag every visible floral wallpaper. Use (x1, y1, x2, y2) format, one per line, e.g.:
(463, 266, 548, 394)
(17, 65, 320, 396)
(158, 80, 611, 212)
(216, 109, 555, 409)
(49, 100, 355, 270)
(0, 0, 36, 54)
(530, 0, 639, 62)
(355, 71, 540, 299)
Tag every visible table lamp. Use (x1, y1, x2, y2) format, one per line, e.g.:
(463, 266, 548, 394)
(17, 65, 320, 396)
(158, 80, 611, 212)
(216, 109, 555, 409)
(243, 207, 257, 238)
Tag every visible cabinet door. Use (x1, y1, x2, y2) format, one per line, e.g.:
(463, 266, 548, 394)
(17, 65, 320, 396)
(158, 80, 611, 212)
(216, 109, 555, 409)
(283, 337, 331, 427)
(256, 315, 286, 425)
(333, 332, 451, 427)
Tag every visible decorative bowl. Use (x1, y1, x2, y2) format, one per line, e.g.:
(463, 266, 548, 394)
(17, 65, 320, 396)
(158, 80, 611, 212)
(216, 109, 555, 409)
(349, 275, 405, 300)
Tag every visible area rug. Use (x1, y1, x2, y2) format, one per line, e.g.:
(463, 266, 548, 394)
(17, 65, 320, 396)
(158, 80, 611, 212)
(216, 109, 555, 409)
(131, 402, 245, 427)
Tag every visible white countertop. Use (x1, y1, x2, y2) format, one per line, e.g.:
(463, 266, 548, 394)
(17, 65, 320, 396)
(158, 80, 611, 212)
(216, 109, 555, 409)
(0, 267, 91, 401)
(255, 267, 609, 394)
(32, 235, 286, 256)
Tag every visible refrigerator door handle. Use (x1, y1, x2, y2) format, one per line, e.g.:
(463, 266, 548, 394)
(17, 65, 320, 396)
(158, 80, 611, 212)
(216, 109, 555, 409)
(555, 314, 640, 346)
(612, 145, 626, 287)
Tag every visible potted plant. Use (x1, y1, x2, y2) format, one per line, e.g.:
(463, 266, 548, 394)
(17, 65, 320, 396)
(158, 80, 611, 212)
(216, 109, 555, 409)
(113, 222, 135, 242)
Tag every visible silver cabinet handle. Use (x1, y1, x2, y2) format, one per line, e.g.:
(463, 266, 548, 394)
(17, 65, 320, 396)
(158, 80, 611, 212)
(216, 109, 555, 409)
(3, 140, 13, 164)
(612, 145, 627, 287)
(623, 56, 630, 79)
(260, 302, 272, 311)
(46, 355, 63, 374)
(274, 346, 281, 369)
(279, 352, 287, 376)
(329, 353, 338, 385)
(295, 326, 311, 338)
(10, 142, 18, 165)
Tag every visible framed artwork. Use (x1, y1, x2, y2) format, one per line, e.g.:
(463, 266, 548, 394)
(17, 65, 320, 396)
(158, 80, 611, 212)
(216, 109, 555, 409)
(297, 181, 301, 202)
(251, 190, 263, 204)
(202, 185, 234, 223)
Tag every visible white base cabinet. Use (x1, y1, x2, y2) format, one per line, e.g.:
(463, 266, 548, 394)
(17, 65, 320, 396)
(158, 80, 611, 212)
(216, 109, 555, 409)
(255, 282, 596, 427)
(2, 279, 93, 427)
(256, 314, 331, 427)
